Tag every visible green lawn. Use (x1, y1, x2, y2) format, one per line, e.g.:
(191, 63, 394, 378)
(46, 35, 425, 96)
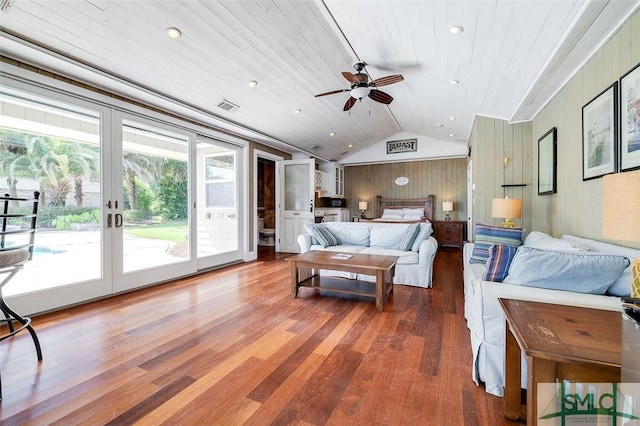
(125, 220, 188, 243)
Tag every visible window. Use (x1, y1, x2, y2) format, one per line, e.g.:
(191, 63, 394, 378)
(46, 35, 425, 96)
(205, 153, 235, 208)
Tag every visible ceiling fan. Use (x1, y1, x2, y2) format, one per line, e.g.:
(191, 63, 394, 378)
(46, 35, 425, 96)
(315, 62, 404, 111)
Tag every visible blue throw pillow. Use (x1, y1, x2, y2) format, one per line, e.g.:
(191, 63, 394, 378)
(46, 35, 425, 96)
(398, 223, 420, 251)
(306, 224, 338, 248)
(470, 223, 524, 264)
(482, 244, 518, 282)
(504, 246, 630, 294)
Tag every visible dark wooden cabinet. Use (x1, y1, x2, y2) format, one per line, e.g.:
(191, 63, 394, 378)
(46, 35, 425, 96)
(433, 220, 465, 249)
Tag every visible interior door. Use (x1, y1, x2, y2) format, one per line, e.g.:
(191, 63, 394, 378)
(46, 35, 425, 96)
(280, 159, 315, 253)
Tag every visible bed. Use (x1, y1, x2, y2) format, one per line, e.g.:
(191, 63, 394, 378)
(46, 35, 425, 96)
(361, 195, 434, 223)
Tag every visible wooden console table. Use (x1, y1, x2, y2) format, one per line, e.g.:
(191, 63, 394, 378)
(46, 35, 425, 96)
(499, 298, 621, 425)
(286, 251, 397, 312)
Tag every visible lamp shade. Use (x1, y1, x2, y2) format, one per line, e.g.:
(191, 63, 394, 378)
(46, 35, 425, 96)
(603, 170, 640, 242)
(491, 198, 522, 219)
(442, 201, 454, 212)
(358, 201, 368, 211)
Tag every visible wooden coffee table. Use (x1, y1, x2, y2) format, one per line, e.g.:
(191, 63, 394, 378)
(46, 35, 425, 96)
(499, 298, 621, 425)
(285, 251, 398, 312)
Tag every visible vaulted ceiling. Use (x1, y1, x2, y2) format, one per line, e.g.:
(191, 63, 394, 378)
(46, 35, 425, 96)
(1, 0, 638, 162)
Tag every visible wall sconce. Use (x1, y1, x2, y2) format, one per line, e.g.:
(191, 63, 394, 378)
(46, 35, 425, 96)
(491, 198, 522, 228)
(442, 201, 453, 221)
(358, 201, 368, 219)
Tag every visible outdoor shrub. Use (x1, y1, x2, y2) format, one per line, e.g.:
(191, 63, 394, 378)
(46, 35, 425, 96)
(51, 209, 100, 230)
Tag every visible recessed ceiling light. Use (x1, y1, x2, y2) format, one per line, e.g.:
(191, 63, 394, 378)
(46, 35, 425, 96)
(449, 133, 455, 137)
(449, 25, 464, 34)
(435, 123, 444, 128)
(330, 132, 336, 136)
(348, 144, 353, 148)
(449, 116, 456, 120)
(167, 27, 182, 39)
(449, 79, 460, 85)
(248, 80, 257, 88)
(293, 109, 301, 114)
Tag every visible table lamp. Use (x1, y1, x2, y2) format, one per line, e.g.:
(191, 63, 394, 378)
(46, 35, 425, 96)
(359, 200, 368, 219)
(603, 170, 640, 298)
(491, 197, 522, 228)
(442, 201, 453, 221)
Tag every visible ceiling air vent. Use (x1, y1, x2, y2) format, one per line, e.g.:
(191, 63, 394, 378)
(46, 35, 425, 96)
(217, 99, 239, 112)
(311, 145, 323, 151)
(0, 0, 13, 12)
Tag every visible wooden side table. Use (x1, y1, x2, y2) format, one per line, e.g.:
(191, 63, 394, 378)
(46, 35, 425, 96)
(432, 220, 465, 249)
(499, 298, 621, 425)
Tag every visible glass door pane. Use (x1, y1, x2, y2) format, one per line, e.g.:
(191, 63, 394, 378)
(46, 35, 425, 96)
(0, 88, 103, 291)
(196, 137, 242, 268)
(120, 119, 190, 274)
(0, 85, 110, 314)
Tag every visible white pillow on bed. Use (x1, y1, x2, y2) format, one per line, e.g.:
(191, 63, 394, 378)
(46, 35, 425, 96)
(381, 208, 403, 219)
(403, 208, 424, 219)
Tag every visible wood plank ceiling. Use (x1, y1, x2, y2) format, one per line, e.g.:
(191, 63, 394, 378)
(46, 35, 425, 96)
(0, 0, 638, 161)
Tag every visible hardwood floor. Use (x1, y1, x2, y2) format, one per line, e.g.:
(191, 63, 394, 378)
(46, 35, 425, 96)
(1, 248, 520, 425)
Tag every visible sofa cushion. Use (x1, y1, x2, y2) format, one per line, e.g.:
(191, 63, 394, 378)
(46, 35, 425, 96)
(310, 245, 364, 253)
(360, 247, 419, 265)
(411, 222, 433, 252)
(524, 231, 588, 252)
(398, 223, 420, 251)
(504, 246, 630, 294)
(561, 234, 640, 297)
(324, 222, 370, 246)
(369, 225, 406, 249)
(482, 244, 517, 282)
(305, 224, 338, 248)
(470, 224, 524, 264)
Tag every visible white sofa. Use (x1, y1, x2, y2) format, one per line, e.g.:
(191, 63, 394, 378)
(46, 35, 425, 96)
(297, 221, 438, 288)
(464, 232, 638, 397)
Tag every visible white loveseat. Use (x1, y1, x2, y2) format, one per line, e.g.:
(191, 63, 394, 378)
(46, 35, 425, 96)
(297, 221, 438, 288)
(464, 232, 638, 397)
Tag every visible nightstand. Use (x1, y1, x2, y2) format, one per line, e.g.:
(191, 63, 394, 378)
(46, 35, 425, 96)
(433, 220, 465, 249)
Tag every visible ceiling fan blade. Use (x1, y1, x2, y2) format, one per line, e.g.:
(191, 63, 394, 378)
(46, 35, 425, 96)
(315, 88, 349, 97)
(343, 97, 357, 111)
(368, 90, 393, 104)
(342, 71, 359, 84)
(371, 74, 404, 87)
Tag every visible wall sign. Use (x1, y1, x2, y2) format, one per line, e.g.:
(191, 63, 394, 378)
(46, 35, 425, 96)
(394, 176, 409, 186)
(386, 138, 417, 154)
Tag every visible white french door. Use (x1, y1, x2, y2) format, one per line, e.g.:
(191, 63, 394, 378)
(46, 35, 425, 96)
(111, 112, 197, 292)
(1, 81, 113, 314)
(195, 136, 244, 269)
(1, 74, 254, 315)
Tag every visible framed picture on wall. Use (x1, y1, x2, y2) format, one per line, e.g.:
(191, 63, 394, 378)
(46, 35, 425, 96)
(582, 82, 618, 180)
(619, 62, 640, 172)
(538, 127, 557, 195)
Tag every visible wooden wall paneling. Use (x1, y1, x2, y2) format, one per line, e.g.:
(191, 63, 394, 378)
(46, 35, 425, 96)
(530, 8, 640, 248)
(344, 158, 468, 223)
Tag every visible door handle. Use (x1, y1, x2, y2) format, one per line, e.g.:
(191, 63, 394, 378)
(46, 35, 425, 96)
(107, 214, 112, 228)
(115, 213, 123, 228)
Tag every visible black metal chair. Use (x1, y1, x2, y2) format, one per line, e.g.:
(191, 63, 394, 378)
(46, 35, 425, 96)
(0, 191, 42, 399)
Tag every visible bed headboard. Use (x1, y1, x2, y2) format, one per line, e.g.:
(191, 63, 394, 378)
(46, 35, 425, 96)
(374, 195, 435, 222)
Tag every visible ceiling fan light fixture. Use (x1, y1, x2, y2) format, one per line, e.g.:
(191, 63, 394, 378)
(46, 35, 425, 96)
(350, 86, 370, 100)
